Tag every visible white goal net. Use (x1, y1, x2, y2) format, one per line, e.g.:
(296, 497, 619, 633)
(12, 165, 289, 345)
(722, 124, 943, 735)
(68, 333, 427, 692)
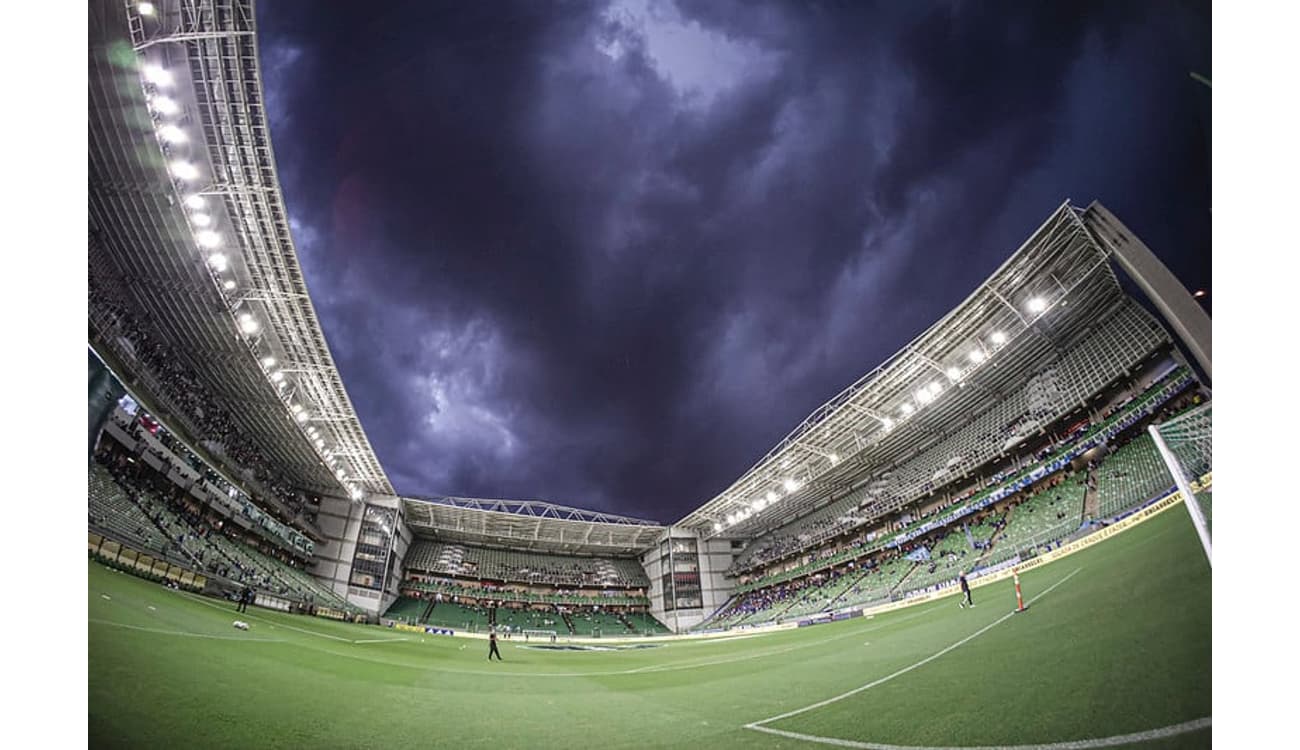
(1149, 402, 1212, 563)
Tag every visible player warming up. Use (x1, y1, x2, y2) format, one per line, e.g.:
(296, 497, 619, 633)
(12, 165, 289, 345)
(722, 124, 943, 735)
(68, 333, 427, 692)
(488, 629, 503, 661)
(957, 571, 974, 608)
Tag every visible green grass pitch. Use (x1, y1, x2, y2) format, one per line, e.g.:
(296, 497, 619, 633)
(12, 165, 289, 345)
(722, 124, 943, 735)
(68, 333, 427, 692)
(88, 507, 1210, 749)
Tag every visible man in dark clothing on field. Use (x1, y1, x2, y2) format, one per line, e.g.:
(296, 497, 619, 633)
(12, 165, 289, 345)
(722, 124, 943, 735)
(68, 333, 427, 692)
(488, 629, 503, 661)
(237, 586, 252, 613)
(957, 572, 974, 608)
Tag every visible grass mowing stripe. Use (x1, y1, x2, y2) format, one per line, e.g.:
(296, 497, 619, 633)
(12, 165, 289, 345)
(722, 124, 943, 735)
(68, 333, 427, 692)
(747, 567, 1083, 729)
(742, 717, 1211, 750)
(89, 618, 285, 643)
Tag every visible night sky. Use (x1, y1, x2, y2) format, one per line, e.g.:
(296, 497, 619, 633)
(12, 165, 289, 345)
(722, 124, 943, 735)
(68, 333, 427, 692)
(256, 0, 1210, 523)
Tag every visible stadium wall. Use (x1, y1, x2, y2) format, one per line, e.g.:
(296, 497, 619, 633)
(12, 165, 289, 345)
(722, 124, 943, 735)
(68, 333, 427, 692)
(643, 530, 735, 632)
(313, 496, 408, 614)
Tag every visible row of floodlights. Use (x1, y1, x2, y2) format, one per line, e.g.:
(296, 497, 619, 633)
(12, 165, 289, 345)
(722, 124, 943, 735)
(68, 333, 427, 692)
(711, 295, 1051, 534)
(139, 52, 364, 504)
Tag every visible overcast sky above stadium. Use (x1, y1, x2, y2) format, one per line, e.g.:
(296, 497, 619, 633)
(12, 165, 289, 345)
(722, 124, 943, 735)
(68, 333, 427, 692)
(257, 0, 1210, 523)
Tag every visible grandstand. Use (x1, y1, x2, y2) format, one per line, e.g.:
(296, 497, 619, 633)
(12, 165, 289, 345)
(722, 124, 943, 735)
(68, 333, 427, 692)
(85, 1, 1210, 746)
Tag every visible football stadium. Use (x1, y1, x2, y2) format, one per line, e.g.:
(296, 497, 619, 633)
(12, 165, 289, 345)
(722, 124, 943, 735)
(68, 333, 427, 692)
(87, 2, 1212, 748)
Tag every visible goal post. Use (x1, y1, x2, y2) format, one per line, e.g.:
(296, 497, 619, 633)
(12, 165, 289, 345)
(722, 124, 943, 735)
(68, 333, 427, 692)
(523, 629, 558, 642)
(1148, 403, 1212, 566)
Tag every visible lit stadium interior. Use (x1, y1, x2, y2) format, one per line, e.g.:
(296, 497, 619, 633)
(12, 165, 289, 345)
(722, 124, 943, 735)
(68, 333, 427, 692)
(84, 1, 1216, 748)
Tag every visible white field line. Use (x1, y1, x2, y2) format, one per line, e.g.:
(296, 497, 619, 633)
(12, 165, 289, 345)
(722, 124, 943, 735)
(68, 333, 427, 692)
(743, 717, 1211, 750)
(174, 590, 353, 643)
(747, 567, 1084, 728)
(352, 638, 409, 644)
(90, 618, 284, 643)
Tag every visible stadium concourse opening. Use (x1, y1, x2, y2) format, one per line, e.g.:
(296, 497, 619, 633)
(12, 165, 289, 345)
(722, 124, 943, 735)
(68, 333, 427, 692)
(87, 0, 1210, 747)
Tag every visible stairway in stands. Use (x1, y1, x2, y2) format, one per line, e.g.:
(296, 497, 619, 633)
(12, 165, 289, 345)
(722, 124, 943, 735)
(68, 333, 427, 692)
(615, 612, 635, 632)
(421, 598, 436, 623)
(560, 611, 576, 634)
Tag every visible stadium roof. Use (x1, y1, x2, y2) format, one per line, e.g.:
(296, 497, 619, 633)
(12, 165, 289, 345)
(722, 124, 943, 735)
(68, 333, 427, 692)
(88, 0, 391, 500)
(677, 200, 1139, 540)
(403, 496, 663, 556)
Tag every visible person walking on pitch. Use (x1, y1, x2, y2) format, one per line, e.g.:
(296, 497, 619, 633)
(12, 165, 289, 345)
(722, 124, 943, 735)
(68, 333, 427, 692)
(488, 629, 503, 661)
(957, 571, 974, 608)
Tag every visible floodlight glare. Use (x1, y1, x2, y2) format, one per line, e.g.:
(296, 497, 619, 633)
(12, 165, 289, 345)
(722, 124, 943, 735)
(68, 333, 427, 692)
(882, 417, 894, 430)
(270, 370, 285, 382)
(151, 96, 179, 115)
(191, 213, 211, 227)
(916, 388, 932, 404)
(782, 478, 801, 493)
(170, 160, 198, 180)
(829, 453, 839, 465)
(990, 331, 1007, 345)
(766, 491, 778, 503)
(928, 382, 942, 396)
(1026, 297, 1047, 313)
(946, 367, 962, 382)
(900, 402, 914, 415)
(350, 488, 363, 501)
(261, 356, 276, 368)
(239, 315, 259, 335)
(157, 124, 186, 143)
(713, 522, 723, 532)
(184, 194, 206, 209)
(142, 65, 172, 86)
(296, 411, 309, 423)
(315, 439, 324, 448)
(222, 279, 236, 290)
(195, 230, 221, 248)
(138, 2, 156, 16)
(207, 253, 228, 272)
(290, 403, 303, 414)
(969, 349, 986, 364)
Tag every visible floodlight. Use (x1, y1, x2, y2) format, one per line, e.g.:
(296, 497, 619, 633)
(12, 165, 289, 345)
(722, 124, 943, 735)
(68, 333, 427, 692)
(239, 315, 259, 335)
(223, 279, 236, 290)
(138, 2, 156, 16)
(350, 488, 363, 501)
(1026, 297, 1047, 314)
(196, 230, 221, 248)
(782, 478, 801, 493)
(946, 367, 962, 382)
(882, 417, 894, 430)
(151, 96, 179, 115)
(969, 349, 985, 364)
(900, 402, 914, 415)
(928, 382, 942, 396)
(990, 331, 1007, 345)
(270, 370, 285, 382)
(766, 491, 778, 503)
(261, 356, 276, 368)
(829, 453, 839, 465)
(170, 160, 198, 180)
(916, 388, 932, 404)
(142, 65, 172, 86)
(184, 194, 206, 209)
(296, 411, 309, 423)
(290, 403, 303, 413)
(157, 124, 186, 143)
(207, 253, 228, 272)
(713, 522, 723, 532)
(191, 213, 211, 227)
(315, 439, 324, 448)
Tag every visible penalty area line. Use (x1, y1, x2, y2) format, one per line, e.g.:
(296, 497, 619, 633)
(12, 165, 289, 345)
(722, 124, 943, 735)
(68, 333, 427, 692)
(743, 717, 1211, 750)
(746, 567, 1083, 729)
(89, 618, 285, 643)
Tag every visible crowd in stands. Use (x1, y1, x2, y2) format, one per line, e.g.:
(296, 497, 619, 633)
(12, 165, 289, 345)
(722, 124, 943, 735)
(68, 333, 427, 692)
(90, 278, 314, 523)
(405, 541, 650, 589)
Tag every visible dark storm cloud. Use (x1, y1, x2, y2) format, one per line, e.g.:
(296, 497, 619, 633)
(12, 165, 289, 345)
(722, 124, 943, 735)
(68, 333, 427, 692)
(256, 0, 1210, 522)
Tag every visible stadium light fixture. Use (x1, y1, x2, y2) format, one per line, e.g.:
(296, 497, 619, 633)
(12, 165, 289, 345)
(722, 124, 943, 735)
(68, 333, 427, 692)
(881, 417, 894, 430)
(238, 313, 259, 335)
(829, 453, 839, 465)
(916, 388, 932, 405)
(766, 490, 778, 504)
(900, 402, 914, 415)
(261, 356, 276, 368)
(151, 96, 179, 115)
(990, 331, 1007, 345)
(968, 349, 986, 364)
(184, 194, 206, 210)
(1026, 297, 1047, 314)
(290, 403, 303, 414)
(207, 253, 228, 272)
(928, 381, 942, 397)
(170, 160, 198, 181)
(315, 439, 324, 448)
(713, 522, 723, 532)
(222, 279, 236, 290)
(142, 65, 172, 87)
(196, 230, 221, 248)
(138, 2, 156, 16)
(190, 213, 211, 227)
(270, 370, 285, 382)
(157, 124, 186, 143)
(350, 488, 363, 501)
(946, 367, 962, 382)
(296, 411, 309, 423)
(782, 477, 801, 493)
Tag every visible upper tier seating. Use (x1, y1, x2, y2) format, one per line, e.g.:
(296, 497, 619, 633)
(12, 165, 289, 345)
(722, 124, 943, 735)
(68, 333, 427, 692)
(406, 541, 650, 588)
